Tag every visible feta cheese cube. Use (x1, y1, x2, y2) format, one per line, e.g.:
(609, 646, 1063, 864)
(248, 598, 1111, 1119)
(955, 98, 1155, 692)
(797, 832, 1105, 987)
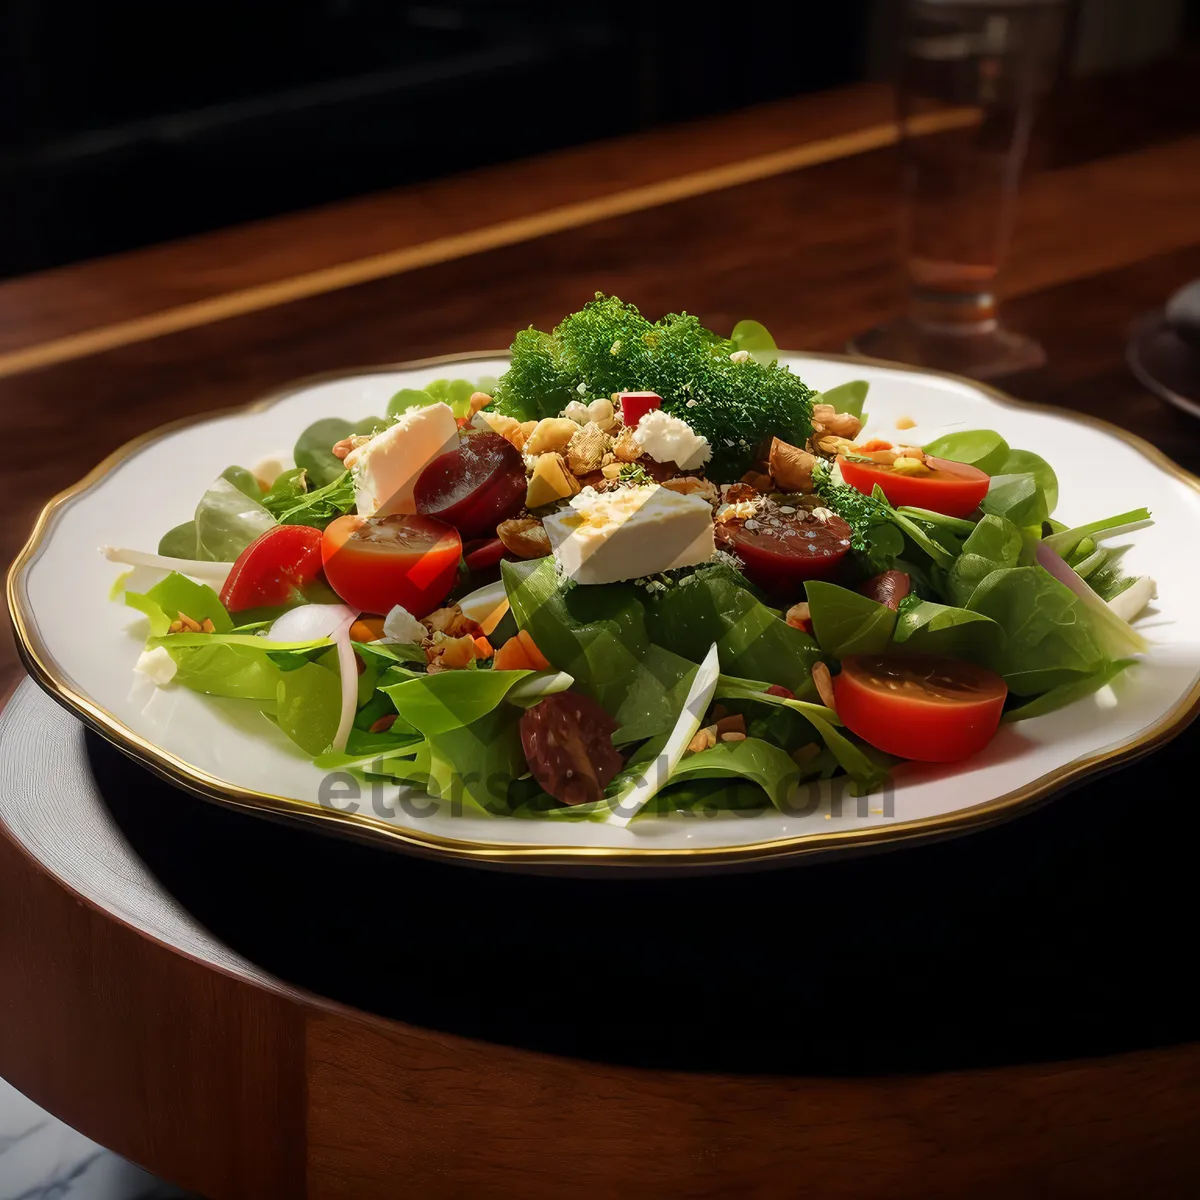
(544, 485, 715, 585)
(632, 410, 712, 471)
(346, 402, 458, 517)
(135, 646, 177, 686)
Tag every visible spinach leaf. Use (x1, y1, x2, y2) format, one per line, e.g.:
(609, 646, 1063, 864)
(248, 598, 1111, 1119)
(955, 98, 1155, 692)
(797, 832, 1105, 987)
(893, 599, 1002, 662)
(804, 580, 897, 657)
(818, 379, 869, 419)
(922, 429, 1010, 475)
(1002, 659, 1133, 722)
(945, 514, 1023, 607)
(276, 661, 342, 755)
(294, 415, 385, 487)
(665, 736, 801, 811)
(730, 319, 779, 366)
(271, 470, 357, 530)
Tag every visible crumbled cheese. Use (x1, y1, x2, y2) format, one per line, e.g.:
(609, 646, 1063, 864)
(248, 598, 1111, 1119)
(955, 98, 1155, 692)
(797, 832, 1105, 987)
(381, 605, 427, 645)
(729, 349, 752, 364)
(135, 646, 177, 686)
(632, 409, 712, 471)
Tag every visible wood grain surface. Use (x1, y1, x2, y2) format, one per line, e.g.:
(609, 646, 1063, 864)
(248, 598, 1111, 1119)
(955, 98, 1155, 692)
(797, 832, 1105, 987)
(3, 53, 1200, 1197)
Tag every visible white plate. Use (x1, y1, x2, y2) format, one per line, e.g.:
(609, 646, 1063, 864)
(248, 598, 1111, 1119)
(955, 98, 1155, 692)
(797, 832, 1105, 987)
(10, 352, 1200, 871)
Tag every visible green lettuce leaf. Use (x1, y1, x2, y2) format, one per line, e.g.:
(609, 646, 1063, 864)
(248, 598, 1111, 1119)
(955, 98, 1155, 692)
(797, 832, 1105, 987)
(818, 379, 869, 420)
(276, 661, 342, 755)
(730, 319, 779, 365)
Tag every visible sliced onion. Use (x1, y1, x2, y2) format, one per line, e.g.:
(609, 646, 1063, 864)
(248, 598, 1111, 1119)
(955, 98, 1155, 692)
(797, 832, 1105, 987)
(268, 603, 359, 643)
(1034, 540, 1095, 603)
(103, 546, 233, 587)
(332, 626, 358, 754)
(1034, 540, 1148, 655)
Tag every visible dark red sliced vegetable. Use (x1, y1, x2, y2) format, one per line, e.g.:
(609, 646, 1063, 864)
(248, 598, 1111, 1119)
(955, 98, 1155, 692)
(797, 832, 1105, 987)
(859, 570, 911, 610)
(519, 691, 623, 806)
(617, 391, 662, 429)
(463, 537, 506, 572)
(414, 431, 526, 539)
(219, 525, 325, 612)
(718, 509, 853, 591)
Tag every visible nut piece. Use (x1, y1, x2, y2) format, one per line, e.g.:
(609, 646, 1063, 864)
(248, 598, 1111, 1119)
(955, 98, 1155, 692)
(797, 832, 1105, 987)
(586, 397, 616, 431)
(369, 714, 397, 734)
(611, 424, 643, 463)
(686, 725, 719, 755)
(422, 605, 481, 639)
(497, 517, 552, 559)
(812, 661, 836, 711)
(661, 476, 720, 505)
(815, 434, 856, 458)
(562, 400, 591, 424)
(168, 612, 204, 634)
(895, 415, 916, 430)
(740, 469, 775, 493)
(769, 438, 818, 492)
(715, 713, 746, 737)
(469, 391, 493, 418)
(565, 423, 612, 474)
(785, 601, 812, 632)
(524, 417, 580, 456)
(333, 434, 371, 461)
(812, 404, 863, 441)
(475, 411, 528, 450)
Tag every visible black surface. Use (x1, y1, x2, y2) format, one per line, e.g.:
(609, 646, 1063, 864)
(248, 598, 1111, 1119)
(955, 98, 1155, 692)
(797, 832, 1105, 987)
(86, 723, 1200, 1076)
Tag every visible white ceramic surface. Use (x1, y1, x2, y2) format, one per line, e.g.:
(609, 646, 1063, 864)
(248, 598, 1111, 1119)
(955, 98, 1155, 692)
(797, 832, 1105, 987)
(12, 354, 1200, 868)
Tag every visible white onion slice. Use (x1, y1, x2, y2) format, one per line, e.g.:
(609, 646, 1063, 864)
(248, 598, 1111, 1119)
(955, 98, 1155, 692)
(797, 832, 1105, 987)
(1034, 541, 1148, 654)
(103, 546, 233, 587)
(268, 603, 359, 643)
(331, 626, 359, 754)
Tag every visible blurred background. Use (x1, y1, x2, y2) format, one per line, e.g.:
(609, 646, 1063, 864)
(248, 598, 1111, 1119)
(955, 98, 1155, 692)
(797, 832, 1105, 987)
(1, 0, 1194, 280)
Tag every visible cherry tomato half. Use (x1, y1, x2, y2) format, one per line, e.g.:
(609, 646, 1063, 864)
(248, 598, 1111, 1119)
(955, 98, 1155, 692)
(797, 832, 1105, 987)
(321, 513, 461, 617)
(832, 654, 1007, 763)
(839, 455, 990, 518)
(718, 509, 853, 591)
(219, 525, 325, 613)
(414, 431, 526, 539)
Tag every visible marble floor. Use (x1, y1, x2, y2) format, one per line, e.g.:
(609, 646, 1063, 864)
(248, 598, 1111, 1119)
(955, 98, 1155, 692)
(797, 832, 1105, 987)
(0, 1076, 187, 1200)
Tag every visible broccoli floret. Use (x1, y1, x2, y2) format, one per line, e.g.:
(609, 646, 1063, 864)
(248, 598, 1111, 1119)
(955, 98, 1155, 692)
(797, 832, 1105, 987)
(814, 461, 905, 578)
(492, 294, 815, 478)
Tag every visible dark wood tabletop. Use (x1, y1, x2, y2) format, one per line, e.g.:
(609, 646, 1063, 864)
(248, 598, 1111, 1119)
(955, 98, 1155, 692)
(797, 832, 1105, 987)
(4, 55, 1200, 1198)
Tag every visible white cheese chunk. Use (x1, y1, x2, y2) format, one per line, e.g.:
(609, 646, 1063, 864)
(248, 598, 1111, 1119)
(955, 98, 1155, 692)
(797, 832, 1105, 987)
(134, 646, 177, 686)
(544, 485, 715, 585)
(632, 409, 711, 471)
(346, 402, 458, 517)
(380, 605, 428, 645)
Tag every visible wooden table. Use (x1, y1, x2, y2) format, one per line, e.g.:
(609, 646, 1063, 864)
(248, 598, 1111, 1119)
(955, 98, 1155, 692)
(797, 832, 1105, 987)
(3, 59, 1200, 1198)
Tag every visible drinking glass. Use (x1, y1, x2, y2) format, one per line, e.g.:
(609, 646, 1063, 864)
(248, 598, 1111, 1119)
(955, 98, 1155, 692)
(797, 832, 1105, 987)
(850, 0, 1069, 380)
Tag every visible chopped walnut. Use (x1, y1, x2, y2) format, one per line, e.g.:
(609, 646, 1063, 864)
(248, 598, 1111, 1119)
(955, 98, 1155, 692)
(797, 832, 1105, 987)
(468, 391, 494, 417)
(812, 662, 836, 711)
(740, 469, 775, 493)
(333, 434, 371, 461)
(497, 517, 552, 559)
(768, 438, 817, 492)
(785, 601, 812, 632)
(814, 434, 856, 458)
(812, 404, 863, 441)
(475, 411, 528, 450)
(422, 605, 482, 639)
(721, 482, 761, 504)
(565, 422, 612, 474)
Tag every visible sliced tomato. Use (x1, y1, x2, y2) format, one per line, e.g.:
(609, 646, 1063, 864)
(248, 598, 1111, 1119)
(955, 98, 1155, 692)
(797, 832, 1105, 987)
(839, 455, 989, 518)
(832, 654, 1007, 763)
(219, 525, 325, 613)
(321, 513, 461, 616)
(718, 509, 853, 591)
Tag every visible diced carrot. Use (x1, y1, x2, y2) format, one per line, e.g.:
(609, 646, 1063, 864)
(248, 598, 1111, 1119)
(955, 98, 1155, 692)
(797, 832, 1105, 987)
(516, 630, 550, 671)
(349, 616, 387, 642)
(493, 637, 534, 671)
(473, 636, 494, 658)
(856, 439, 893, 453)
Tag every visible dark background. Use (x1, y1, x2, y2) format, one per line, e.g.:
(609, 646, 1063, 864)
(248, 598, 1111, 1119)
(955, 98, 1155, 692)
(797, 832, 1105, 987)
(0, 0, 1195, 280)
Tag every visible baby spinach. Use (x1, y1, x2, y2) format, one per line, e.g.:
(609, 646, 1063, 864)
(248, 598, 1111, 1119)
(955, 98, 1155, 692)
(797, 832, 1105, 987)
(804, 580, 897, 657)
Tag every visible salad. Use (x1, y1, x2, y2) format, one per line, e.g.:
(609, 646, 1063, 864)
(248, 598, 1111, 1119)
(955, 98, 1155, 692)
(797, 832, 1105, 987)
(106, 295, 1156, 823)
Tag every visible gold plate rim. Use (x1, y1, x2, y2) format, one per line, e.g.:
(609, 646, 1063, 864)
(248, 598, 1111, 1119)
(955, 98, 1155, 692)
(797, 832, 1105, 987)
(9, 349, 1200, 870)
